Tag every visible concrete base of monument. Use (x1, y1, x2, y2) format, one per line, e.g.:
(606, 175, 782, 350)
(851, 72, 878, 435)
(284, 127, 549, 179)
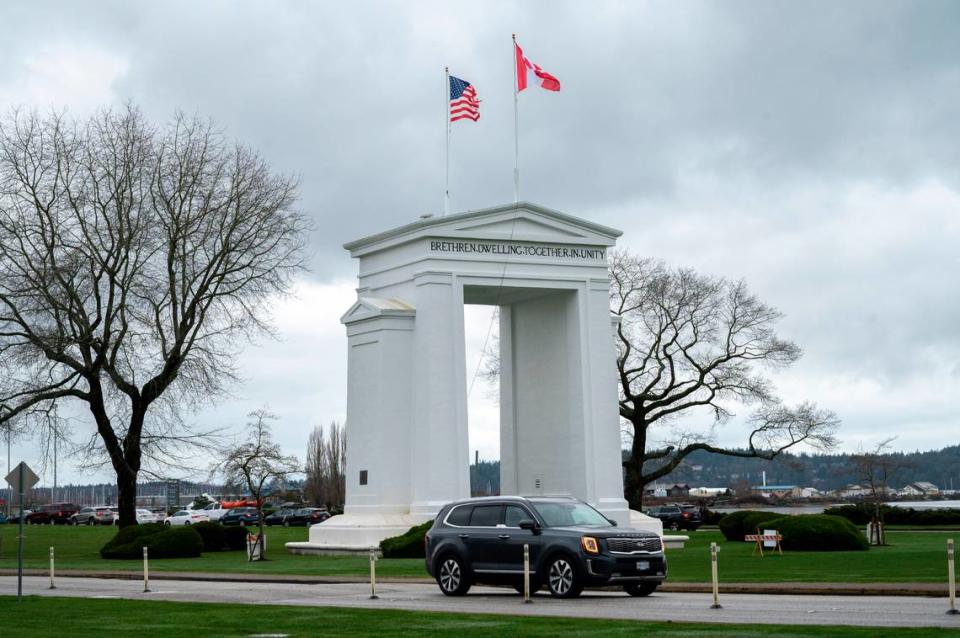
(285, 512, 427, 556)
(628, 510, 663, 535)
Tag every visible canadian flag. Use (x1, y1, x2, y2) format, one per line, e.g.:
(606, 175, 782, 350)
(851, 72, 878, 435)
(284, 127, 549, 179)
(515, 41, 560, 92)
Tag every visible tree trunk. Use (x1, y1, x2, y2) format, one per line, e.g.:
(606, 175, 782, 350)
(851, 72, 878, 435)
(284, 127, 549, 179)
(624, 419, 647, 511)
(116, 468, 138, 527)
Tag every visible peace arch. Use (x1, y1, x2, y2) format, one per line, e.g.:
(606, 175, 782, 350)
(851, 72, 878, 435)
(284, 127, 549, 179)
(289, 202, 657, 554)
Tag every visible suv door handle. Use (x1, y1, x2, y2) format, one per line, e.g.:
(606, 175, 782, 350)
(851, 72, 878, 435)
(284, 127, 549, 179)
(498, 534, 510, 540)
(458, 533, 469, 539)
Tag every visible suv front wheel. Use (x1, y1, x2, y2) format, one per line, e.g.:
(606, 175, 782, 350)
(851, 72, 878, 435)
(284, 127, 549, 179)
(436, 554, 471, 596)
(545, 555, 583, 598)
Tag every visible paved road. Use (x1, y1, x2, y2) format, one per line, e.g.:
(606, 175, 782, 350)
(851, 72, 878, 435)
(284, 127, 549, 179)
(3, 576, 959, 629)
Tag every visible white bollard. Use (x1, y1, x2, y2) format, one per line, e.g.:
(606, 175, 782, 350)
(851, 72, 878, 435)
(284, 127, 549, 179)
(369, 551, 379, 600)
(948, 539, 957, 615)
(523, 544, 532, 604)
(142, 546, 150, 593)
(710, 542, 722, 609)
(49, 546, 55, 590)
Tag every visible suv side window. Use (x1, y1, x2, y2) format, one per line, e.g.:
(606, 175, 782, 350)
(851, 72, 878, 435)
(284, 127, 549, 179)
(469, 504, 502, 527)
(504, 505, 532, 527)
(445, 505, 472, 526)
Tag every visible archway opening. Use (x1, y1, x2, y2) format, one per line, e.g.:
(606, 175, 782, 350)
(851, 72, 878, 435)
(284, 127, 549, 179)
(463, 303, 500, 496)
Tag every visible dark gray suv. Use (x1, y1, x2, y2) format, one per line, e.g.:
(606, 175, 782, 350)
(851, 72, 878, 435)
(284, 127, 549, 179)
(424, 496, 666, 598)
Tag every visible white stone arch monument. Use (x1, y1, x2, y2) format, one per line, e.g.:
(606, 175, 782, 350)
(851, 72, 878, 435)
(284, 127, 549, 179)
(289, 202, 658, 554)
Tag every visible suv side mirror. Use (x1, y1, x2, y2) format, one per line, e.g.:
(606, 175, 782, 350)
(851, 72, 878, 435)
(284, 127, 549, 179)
(518, 519, 541, 534)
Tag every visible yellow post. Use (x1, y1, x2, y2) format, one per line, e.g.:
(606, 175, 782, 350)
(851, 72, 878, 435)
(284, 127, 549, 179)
(142, 546, 150, 593)
(948, 539, 957, 615)
(369, 551, 379, 600)
(523, 544, 532, 604)
(48, 546, 55, 590)
(710, 542, 722, 609)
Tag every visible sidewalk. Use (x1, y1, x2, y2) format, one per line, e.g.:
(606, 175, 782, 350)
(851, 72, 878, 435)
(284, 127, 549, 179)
(0, 568, 947, 597)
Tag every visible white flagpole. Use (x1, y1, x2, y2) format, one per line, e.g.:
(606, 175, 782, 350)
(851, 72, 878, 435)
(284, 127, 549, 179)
(512, 33, 520, 204)
(444, 66, 450, 216)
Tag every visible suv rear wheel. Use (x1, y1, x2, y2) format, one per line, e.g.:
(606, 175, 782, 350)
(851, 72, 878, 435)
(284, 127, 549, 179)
(545, 555, 583, 598)
(624, 582, 658, 597)
(436, 555, 471, 596)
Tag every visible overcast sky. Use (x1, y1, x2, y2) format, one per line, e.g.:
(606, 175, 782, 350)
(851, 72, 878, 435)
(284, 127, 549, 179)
(2, 1, 958, 487)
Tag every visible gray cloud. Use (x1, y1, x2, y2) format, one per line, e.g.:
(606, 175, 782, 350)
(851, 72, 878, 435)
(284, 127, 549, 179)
(1, 1, 958, 482)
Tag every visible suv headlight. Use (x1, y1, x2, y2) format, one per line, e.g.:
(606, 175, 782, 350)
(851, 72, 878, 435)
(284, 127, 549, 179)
(580, 536, 600, 554)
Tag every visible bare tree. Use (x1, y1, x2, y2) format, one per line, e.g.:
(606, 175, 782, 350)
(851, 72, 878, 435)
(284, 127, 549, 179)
(851, 437, 909, 545)
(612, 251, 839, 509)
(0, 106, 307, 525)
(216, 410, 299, 560)
(304, 421, 346, 511)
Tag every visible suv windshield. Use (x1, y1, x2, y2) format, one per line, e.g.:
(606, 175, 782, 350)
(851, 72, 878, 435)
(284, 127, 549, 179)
(530, 500, 610, 527)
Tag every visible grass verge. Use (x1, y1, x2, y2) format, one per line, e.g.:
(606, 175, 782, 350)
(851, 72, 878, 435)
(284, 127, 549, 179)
(2, 596, 958, 637)
(0, 525, 955, 583)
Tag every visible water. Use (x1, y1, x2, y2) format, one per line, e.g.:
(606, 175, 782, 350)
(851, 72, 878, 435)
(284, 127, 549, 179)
(713, 500, 960, 514)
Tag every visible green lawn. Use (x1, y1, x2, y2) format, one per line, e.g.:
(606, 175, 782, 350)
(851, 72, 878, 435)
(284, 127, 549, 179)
(0, 525, 954, 583)
(666, 529, 956, 583)
(0, 525, 426, 577)
(2, 597, 958, 637)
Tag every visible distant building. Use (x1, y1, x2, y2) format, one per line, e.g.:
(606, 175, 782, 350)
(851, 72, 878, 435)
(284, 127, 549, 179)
(899, 482, 940, 497)
(837, 484, 872, 498)
(666, 483, 691, 498)
(752, 485, 800, 499)
(799, 487, 821, 499)
(688, 487, 732, 498)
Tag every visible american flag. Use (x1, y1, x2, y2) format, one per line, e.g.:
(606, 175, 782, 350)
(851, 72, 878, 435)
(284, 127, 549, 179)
(449, 75, 480, 123)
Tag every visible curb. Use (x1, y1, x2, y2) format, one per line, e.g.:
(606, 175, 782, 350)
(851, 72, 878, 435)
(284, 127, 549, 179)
(0, 569, 947, 597)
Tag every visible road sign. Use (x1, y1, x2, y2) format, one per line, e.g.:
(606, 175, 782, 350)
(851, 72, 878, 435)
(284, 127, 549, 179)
(5, 462, 39, 494)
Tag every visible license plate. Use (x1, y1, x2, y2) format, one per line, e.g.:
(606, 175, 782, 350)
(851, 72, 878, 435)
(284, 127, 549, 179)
(636, 560, 650, 571)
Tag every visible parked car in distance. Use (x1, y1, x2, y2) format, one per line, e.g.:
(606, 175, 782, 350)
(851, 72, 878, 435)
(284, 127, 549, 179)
(70, 506, 115, 526)
(267, 507, 330, 527)
(301, 508, 331, 526)
(264, 508, 298, 527)
(0, 512, 6, 524)
(115, 508, 160, 525)
(198, 502, 229, 522)
(220, 507, 260, 527)
(644, 504, 702, 531)
(26, 503, 80, 525)
(164, 510, 210, 526)
(7, 509, 31, 524)
(425, 496, 666, 598)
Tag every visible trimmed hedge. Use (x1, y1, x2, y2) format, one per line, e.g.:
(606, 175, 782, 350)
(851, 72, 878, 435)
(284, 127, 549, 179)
(380, 521, 433, 559)
(224, 525, 248, 551)
(700, 509, 724, 526)
(775, 514, 869, 552)
(823, 504, 960, 526)
(100, 523, 204, 559)
(192, 521, 227, 552)
(718, 511, 774, 541)
(741, 511, 788, 536)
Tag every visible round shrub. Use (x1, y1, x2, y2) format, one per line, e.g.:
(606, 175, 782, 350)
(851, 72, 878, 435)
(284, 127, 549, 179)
(700, 509, 724, 526)
(776, 515, 869, 551)
(718, 511, 776, 541)
(192, 521, 227, 552)
(148, 526, 204, 558)
(100, 523, 166, 558)
(741, 512, 788, 535)
(380, 520, 433, 559)
(100, 524, 204, 559)
(223, 525, 248, 551)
